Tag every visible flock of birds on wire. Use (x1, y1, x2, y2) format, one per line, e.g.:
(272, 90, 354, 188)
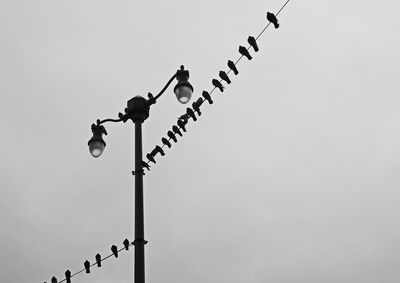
(44, 10, 281, 283)
(137, 12, 280, 175)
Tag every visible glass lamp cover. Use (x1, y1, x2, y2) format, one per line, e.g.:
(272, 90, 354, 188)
(89, 140, 105, 158)
(174, 85, 192, 104)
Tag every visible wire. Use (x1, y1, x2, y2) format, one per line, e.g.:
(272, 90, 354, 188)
(143, 0, 291, 168)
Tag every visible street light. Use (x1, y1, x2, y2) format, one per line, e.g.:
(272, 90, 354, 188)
(87, 65, 193, 283)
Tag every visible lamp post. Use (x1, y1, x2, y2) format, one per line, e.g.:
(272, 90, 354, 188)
(88, 65, 193, 283)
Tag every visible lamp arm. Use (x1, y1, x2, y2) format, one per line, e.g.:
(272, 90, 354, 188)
(96, 117, 124, 125)
(153, 73, 177, 101)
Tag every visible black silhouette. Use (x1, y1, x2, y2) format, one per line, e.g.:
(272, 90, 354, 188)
(247, 36, 259, 52)
(141, 161, 150, 171)
(202, 90, 213, 104)
(173, 125, 182, 137)
(123, 239, 130, 250)
(65, 270, 71, 283)
(177, 118, 188, 132)
(219, 71, 231, 84)
(186, 108, 197, 121)
(167, 131, 177, 143)
(227, 60, 239, 75)
(239, 46, 252, 60)
(267, 12, 279, 28)
(155, 145, 165, 156)
(192, 97, 203, 116)
(212, 79, 224, 92)
(146, 153, 156, 164)
(179, 113, 190, 121)
(95, 253, 102, 267)
(162, 137, 171, 148)
(84, 260, 91, 273)
(51, 276, 57, 283)
(111, 245, 118, 258)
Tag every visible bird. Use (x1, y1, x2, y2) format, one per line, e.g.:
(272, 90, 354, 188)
(239, 46, 252, 60)
(123, 239, 130, 250)
(84, 260, 91, 273)
(111, 245, 118, 258)
(146, 153, 156, 164)
(202, 90, 213, 104)
(95, 253, 102, 267)
(162, 137, 171, 148)
(247, 36, 259, 52)
(219, 71, 231, 84)
(267, 12, 279, 28)
(186, 107, 197, 121)
(141, 161, 150, 171)
(155, 145, 165, 156)
(177, 118, 188, 132)
(168, 131, 177, 143)
(51, 276, 58, 283)
(212, 79, 224, 92)
(173, 125, 182, 137)
(192, 97, 203, 116)
(179, 113, 190, 121)
(227, 60, 239, 75)
(65, 270, 71, 283)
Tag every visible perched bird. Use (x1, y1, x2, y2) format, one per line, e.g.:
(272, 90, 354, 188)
(227, 60, 239, 75)
(168, 131, 177, 143)
(192, 97, 203, 116)
(111, 245, 118, 258)
(239, 46, 252, 60)
(155, 145, 165, 156)
(247, 36, 259, 52)
(173, 125, 182, 137)
(186, 108, 197, 121)
(141, 161, 150, 171)
(65, 270, 71, 283)
(202, 90, 213, 104)
(146, 153, 156, 164)
(177, 119, 188, 132)
(212, 79, 224, 92)
(84, 260, 91, 273)
(123, 239, 130, 250)
(51, 276, 58, 283)
(95, 253, 102, 267)
(267, 12, 279, 28)
(219, 71, 231, 84)
(162, 137, 171, 148)
(179, 113, 190, 121)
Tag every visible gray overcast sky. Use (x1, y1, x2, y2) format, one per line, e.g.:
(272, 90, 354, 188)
(1, 0, 400, 282)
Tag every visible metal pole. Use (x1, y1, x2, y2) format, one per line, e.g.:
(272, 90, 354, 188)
(134, 120, 145, 283)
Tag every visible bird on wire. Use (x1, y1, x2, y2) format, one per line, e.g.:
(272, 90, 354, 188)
(267, 12, 279, 28)
(65, 270, 71, 283)
(141, 161, 150, 171)
(95, 253, 102, 267)
(147, 153, 156, 164)
(239, 46, 252, 60)
(177, 118, 188, 132)
(212, 79, 224, 92)
(247, 36, 259, 52)
(84, 260, 91, 273)
(111, 245, 118, 258)
(202, 90, 213, 104)
(162, 137, 172, 148)
(155, 145, 165, 156)
(186, 108, 197, 121)
(173, 125, 183, 137)
(168, 131, 177, 143)
(123, 239, 130, 250)
(227, 60, 239, 75)
(192, 97, 203, 116)
(219, 71, 231, 84)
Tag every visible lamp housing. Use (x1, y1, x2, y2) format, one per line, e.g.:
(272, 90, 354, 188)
(88, 123, 107, 158)
(174, 65, 193, 104)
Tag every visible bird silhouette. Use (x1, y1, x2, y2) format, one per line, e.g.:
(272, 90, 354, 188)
(212, 79, 224, 92)
(51, 276, 58, 283)
(123, 239, 130, 250)
(155, 145, 165, 156)
(267, 12, 279, 28)
(65, 270, 71, 283)
(173, 125, 183, 137)
(168, 131, 177, 143)
(84, 260, 91, 273)
(202, 90, 213, 104)
(186, 108, 197, 121)
(95, 253, 102, 267)
(140, 161, 150, 171)
(179, 113, 190, 122)
(146, 153, 156, 164)
(162, 137, 171, 148)
(111, 245, 118, 258)
(177, 118, 188, 132)
(227, 60, 239, 75)
(247, 36, 259, 52)
(192, 97, 203, 116)
(239, 46, 252, 60)
(219, 71, 231, 84)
